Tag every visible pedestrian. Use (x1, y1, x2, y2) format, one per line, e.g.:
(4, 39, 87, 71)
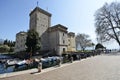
(77, 55, 81, 60)
(70, 56, 73, 63)
(38, 59, 42, 72)
(57, 57, 61, 67)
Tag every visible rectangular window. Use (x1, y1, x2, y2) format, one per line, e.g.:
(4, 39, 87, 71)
(63, 40, 65, 44)
(63, 48, 65, 53)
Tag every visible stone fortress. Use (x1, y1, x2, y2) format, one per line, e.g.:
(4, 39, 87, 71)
(15, 6, 76, 55)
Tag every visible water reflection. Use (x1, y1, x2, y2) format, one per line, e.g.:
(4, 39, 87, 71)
(0, 55, 62, 74)
(0, 63, 14, 74)
(0, 54, 14, 74)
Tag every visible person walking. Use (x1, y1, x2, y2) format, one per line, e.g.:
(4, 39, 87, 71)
(70, 56, 73, 63)
(37, 58, 42, 72)
(57, 57, 61, 67)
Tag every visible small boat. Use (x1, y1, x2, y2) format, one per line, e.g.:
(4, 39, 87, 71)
(5, 59, 22, 67)
(14, 60, 27, 68)
(6, 59, 17, 66)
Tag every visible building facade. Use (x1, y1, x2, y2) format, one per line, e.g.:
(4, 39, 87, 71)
(15, 7, 76, 55)
(67, 32, 76, 52)
(49, 24, 68, 54)
(14, 31, 27, 52)
(29, 7, 51, 50)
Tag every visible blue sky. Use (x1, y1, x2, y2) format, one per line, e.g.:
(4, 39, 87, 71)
(0, 0, 119, 49)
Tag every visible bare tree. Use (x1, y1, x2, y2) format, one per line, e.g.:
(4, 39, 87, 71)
(95, 2, 120, 46)
(76, 33, 93, 51)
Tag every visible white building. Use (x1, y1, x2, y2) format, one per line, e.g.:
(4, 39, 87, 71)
(15, 7, 76, 55)
(49, 24, 68, 54)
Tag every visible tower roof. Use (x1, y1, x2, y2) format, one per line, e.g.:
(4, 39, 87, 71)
(51, 24, 68, 30)
(16, 31, 27, 36)
(49, 24, 68, 33)
(29, 7, 52, 17)
(68, 32, 75, 37)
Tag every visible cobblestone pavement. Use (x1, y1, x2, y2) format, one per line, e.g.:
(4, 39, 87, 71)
(2, 54, 120, 80)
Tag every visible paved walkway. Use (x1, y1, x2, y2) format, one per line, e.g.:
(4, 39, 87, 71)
(1, 54, 120, 80)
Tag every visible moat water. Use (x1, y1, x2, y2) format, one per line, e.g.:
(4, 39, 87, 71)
(0, 54, 14, 74)
(0, 54, 61, 74)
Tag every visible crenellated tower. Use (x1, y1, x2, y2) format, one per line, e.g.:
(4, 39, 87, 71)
(29, 7, 52, 50)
